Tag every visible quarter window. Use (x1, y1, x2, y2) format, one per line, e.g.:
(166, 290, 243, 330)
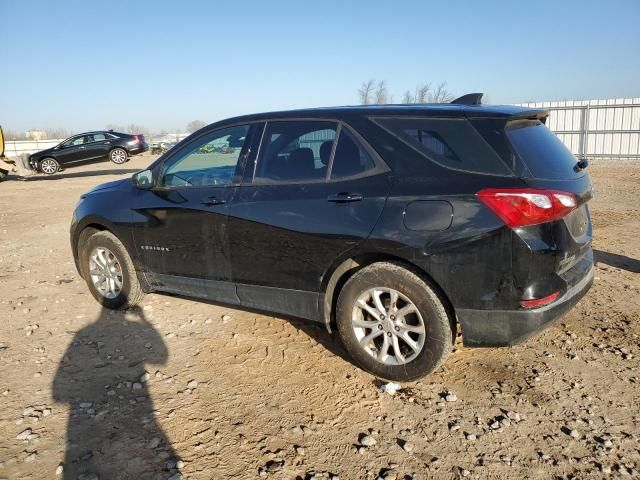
(161, 125, 251, 187)
(374, 117, 513, 176)
(330, 129, 376, 179)
(254, 121, 337, 183)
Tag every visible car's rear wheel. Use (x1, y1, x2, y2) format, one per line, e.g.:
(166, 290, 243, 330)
(109, 148, 128, 164)
(40, 157, 59, 175)
(336, 262, 453, 381)
(79, 230, 144, 309)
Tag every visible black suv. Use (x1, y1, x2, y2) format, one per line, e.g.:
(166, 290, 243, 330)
(30, 130, 148, 174)
(70, 95, 594, 381)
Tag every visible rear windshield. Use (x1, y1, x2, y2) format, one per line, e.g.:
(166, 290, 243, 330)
(373, 117, 513, 176)
(506, 120, 580, 179)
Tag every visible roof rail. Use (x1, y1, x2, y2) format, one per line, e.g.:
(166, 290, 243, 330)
(451, 93, 483, 105)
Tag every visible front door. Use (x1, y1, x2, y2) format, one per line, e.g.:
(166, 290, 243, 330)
(226, 120, 390, 320)
(57, 135, 90, 166)
(131, 123, 263, 302)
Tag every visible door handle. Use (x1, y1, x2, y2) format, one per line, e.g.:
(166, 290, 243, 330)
(79, 146, 86, 149)
(201, 196, 226, 206)
(327, 192, 363, 203)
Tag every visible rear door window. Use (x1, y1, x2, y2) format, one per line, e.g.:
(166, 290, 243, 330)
(254, 121, 337, 183)
(373, 117, 513, 176)
(506, 120, 581, 179)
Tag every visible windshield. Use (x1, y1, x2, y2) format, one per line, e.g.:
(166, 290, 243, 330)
(506, 120, 581, 180)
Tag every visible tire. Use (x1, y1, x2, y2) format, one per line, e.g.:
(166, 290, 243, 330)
(109, 148, 128, 164)
(40, 157, 59, 175)
(336, 262, 453, 381)
(79, 230, 145, 309)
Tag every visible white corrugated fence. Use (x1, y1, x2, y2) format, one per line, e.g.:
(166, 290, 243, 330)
(518, 98, 640, 160)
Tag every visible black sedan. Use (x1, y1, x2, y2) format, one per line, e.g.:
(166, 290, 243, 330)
(30, 131, 148, 175)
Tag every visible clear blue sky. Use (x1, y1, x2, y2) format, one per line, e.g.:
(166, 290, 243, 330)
(1, 0, 639, 132)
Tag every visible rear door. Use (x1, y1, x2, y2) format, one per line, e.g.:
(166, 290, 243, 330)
(131, 123, 262, 302)
(83, 133, 111, 161)
(226, 120, 390, 320)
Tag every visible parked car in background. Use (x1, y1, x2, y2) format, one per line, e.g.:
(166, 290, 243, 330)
(70, 95, 594, 381)
(29, 131, 148, 175)
(151, 141, 178, 155)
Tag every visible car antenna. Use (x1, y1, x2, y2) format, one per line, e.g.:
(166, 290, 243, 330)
(451, 93, 483, 105)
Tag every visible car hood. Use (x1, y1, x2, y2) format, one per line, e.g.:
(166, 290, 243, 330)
(85, 178, 129, 195)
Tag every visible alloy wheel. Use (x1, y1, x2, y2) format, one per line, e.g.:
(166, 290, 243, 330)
(89, 247, 123, 299)
(40, 159, 57, 174)
(111, 149, 127, 164)
(351, 287, 426, 365)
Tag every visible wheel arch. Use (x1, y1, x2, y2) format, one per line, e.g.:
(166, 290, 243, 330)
(109, 146, 130, 157)
(72, 220, 152, 293)
(73, 222, 111, 279)
(320, 252, 457, 340)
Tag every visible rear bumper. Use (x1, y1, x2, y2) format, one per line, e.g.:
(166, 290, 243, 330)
(457, 263, 594, 347)
(128, 143, 149, 155)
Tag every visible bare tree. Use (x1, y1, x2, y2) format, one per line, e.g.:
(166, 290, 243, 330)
(4, 130, 26, 140)
(358, 79, 376, 105)
(44, 128, 72, 139)
(374, 80, 388, 104)
(359, 79, 455, 105)
(186, 120, 206, 133)
(416, 83, 431, 103)
(131, 125, 151, 138)
(429, 82, 454, 103)
(105, 123, 126, 132)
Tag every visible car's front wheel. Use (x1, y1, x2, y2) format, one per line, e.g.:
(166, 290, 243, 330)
(336, 262, 453, 382)
(109, 148, 128, 164)
(79, 230, 145, 309)
(40, 157, 59, 175)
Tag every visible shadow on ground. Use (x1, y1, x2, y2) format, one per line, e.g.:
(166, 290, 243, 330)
(10, 168, 138, 181)
(594, 249, 640, 273)
(164, 292, 357, 368)
(53, 306, 181, 479)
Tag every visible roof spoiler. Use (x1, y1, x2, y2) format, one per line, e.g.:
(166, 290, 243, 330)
(451, 93, 483, 105)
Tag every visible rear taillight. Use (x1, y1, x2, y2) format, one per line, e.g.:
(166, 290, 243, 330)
(477, 188, 577, 228)
(520, 291, 561, 309)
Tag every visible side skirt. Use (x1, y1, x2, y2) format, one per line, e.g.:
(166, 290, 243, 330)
(150, 273, 322, 323)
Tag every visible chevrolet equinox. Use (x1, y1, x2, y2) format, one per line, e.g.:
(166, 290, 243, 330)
(70, 94, 594, 381)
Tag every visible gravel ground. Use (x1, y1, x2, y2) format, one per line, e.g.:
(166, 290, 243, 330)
(0, 155, 638, 479)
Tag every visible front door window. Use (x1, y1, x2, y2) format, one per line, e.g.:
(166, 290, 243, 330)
(161, 125, 251, 188)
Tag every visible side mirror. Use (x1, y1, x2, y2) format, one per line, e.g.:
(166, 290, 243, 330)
(0, 125, 4, 157)
(132, 169, 154, 189)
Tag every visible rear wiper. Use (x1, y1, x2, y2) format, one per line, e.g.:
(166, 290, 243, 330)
(574, 159, 589, 171)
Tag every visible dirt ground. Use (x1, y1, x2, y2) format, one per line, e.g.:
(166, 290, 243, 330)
(0, 155, 638, 480)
